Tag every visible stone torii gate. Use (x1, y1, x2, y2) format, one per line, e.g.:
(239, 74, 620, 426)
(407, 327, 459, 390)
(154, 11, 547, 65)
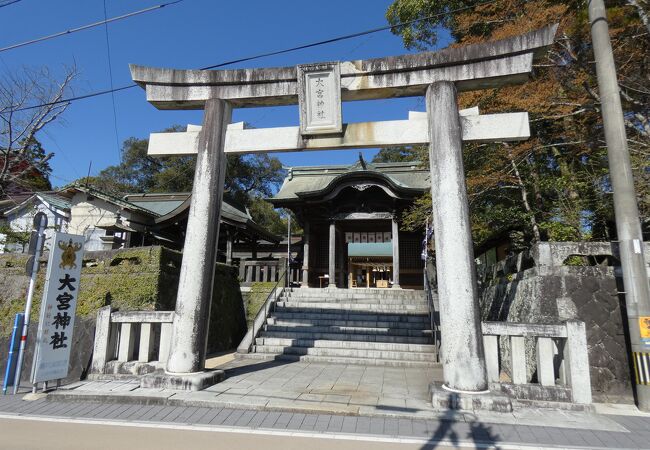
(130, 25, 557, 393)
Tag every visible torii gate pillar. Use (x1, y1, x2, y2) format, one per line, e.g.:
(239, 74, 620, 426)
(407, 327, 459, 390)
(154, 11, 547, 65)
(165, 99, 231, 378)
(427, 81, 488, 392)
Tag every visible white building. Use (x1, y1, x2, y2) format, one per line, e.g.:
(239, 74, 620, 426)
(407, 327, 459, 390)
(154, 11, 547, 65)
(0, 193, 70, 253)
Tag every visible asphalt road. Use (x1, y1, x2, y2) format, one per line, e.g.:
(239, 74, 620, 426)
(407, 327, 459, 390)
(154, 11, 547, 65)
(0, 417, 467, 450)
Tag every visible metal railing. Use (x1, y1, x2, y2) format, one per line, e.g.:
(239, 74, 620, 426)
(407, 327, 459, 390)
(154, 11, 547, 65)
(423, 259, 440, 359)
(237, 269, 287, 354)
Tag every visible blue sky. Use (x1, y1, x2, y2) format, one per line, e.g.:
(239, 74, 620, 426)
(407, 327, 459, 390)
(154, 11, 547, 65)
(1, 0, 450, 188)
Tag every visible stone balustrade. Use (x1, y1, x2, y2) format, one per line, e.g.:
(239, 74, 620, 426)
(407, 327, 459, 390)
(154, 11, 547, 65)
(477, 241, 650, 287)
(239, 258, 300, 286)
(482, 320, 592, 404)
(90, 306, 174, 375)
(240, 260, 281, 284)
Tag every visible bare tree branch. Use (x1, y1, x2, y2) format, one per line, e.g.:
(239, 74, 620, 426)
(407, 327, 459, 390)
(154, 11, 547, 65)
(0, 65, 77, 195)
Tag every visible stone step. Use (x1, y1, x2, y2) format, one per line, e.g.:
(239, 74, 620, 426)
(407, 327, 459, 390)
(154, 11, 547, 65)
(238, 352, 440, 368)
(264, 324, 433, 339)
(280, 295, 427, 302)
(279, 297, 429, 306)
(274, 303, 430, 314)
(254, 337, 436, 353)
(271, 310, 429, 321)
(268, 318, 431, 331)
(253, 344, 437, 362)
(283, 289, 425, 299)
(260, 329, 433, 344)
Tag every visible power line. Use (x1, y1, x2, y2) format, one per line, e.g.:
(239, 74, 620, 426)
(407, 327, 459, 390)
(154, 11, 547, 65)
(4, 0, 501, 114)
(102, 0, 122, 163)
(0, 0, 22, 9)
(0, 0, 184, 53)
(199, 0, 500, 70)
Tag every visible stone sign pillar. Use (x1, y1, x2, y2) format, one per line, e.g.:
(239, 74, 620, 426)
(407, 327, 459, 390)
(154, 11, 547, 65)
(166, 98, 232, 376)
(426, 81, 488, 392)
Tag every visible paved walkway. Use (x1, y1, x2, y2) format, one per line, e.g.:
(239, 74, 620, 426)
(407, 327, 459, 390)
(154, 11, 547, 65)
(2, 386, 650, 449)
(52, 359, 441, 417)
(206, 358, 439, 415)
(4, 359, 650, 448)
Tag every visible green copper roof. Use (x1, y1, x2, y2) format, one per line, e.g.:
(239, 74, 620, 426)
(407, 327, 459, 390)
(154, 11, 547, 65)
(124, 193, 190, 216)
(37, 193, 72, 211)
(59, 184, 161, 217)
(271, 160, 429, 202)
(2, 192, 71, 216)
(123, 192, 252, 223)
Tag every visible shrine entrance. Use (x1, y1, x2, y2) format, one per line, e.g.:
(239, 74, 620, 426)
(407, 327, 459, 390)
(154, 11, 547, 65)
(130, 24, 557, 394)
(268, 158, 428, 289)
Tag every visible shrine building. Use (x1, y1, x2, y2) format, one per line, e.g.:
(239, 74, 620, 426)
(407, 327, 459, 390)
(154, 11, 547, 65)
(270, 156, 428, 290)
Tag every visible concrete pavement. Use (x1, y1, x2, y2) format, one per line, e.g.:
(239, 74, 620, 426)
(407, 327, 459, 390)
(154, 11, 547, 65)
(0, 416, 469, 450)
(2, 384, 650, 449)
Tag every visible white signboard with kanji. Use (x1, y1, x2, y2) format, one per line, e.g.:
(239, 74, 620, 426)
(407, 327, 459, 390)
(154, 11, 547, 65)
(31, 232, 84, 384)
(297, 62, 342, 136)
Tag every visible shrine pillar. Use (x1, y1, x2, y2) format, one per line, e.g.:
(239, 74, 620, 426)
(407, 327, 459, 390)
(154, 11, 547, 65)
(426, 81, 487, 392)
(225, 230, 233, 265)
(301, 222, 310, 287)
(391, 216, 401, 288)
(328, 221, 336, 288)
(166, 99, 231, 375)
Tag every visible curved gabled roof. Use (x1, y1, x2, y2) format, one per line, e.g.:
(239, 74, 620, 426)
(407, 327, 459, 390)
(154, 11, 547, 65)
(270, 160, 429, 205)
(154, 195, 281, 244)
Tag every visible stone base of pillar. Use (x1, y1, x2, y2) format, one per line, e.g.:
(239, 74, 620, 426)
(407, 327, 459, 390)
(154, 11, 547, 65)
(142, 369, 225, 391)
(429, 382, 512, 413)
(391, 284, 401, 289)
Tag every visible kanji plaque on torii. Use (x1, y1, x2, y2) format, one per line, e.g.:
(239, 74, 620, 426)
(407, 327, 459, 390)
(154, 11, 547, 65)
(297, 62, 342, 135)
(130, 25, 558, 393)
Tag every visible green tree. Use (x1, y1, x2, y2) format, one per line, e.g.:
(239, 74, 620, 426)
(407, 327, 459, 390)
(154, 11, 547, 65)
(386, 0, 649, 245)
(372, 145, 424, 163)
(84, 129, 287, 231)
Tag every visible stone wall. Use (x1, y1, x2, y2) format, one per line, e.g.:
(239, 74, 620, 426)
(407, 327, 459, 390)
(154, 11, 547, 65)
(0, 246, 247, 384)
(0, 318, 96, 385)
(206, 264, 247, 353)
(479, 241, 650, 403)
(243, 282, 277, 328)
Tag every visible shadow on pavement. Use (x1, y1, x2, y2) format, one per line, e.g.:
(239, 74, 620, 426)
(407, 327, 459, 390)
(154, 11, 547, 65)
(218, 358, 294, 378)
(420, 394, 501, 449)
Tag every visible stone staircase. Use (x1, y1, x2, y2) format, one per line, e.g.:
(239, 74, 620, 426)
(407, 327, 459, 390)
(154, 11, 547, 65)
(241, 288, 439, 367)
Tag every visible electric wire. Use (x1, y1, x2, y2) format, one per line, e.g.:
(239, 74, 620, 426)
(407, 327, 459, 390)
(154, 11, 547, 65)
(0, 0, 184, 53)
(102, 0, 122, 162)
(0, 0, 22, 9)
(4, 0, 500, 114)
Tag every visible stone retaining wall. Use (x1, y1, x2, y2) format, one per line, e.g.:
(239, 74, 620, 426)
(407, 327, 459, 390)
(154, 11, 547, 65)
(0, 246, 246, 384)
(479, 241, 650, 403)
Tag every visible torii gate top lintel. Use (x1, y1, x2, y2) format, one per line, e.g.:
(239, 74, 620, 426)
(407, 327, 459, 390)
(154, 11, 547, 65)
(130, 24, 557, 110)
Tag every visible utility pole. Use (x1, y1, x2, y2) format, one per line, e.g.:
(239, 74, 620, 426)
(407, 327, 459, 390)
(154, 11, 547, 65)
(13, 212, 47, 394)
(589, 0, 650, 411)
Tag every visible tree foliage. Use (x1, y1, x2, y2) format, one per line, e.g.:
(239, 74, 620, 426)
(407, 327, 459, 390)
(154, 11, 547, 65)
(386, 0, 649, 245)
(83, 129, 286, 232)
(372, 145, 424, 163)
(0, 66, 76, 196)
